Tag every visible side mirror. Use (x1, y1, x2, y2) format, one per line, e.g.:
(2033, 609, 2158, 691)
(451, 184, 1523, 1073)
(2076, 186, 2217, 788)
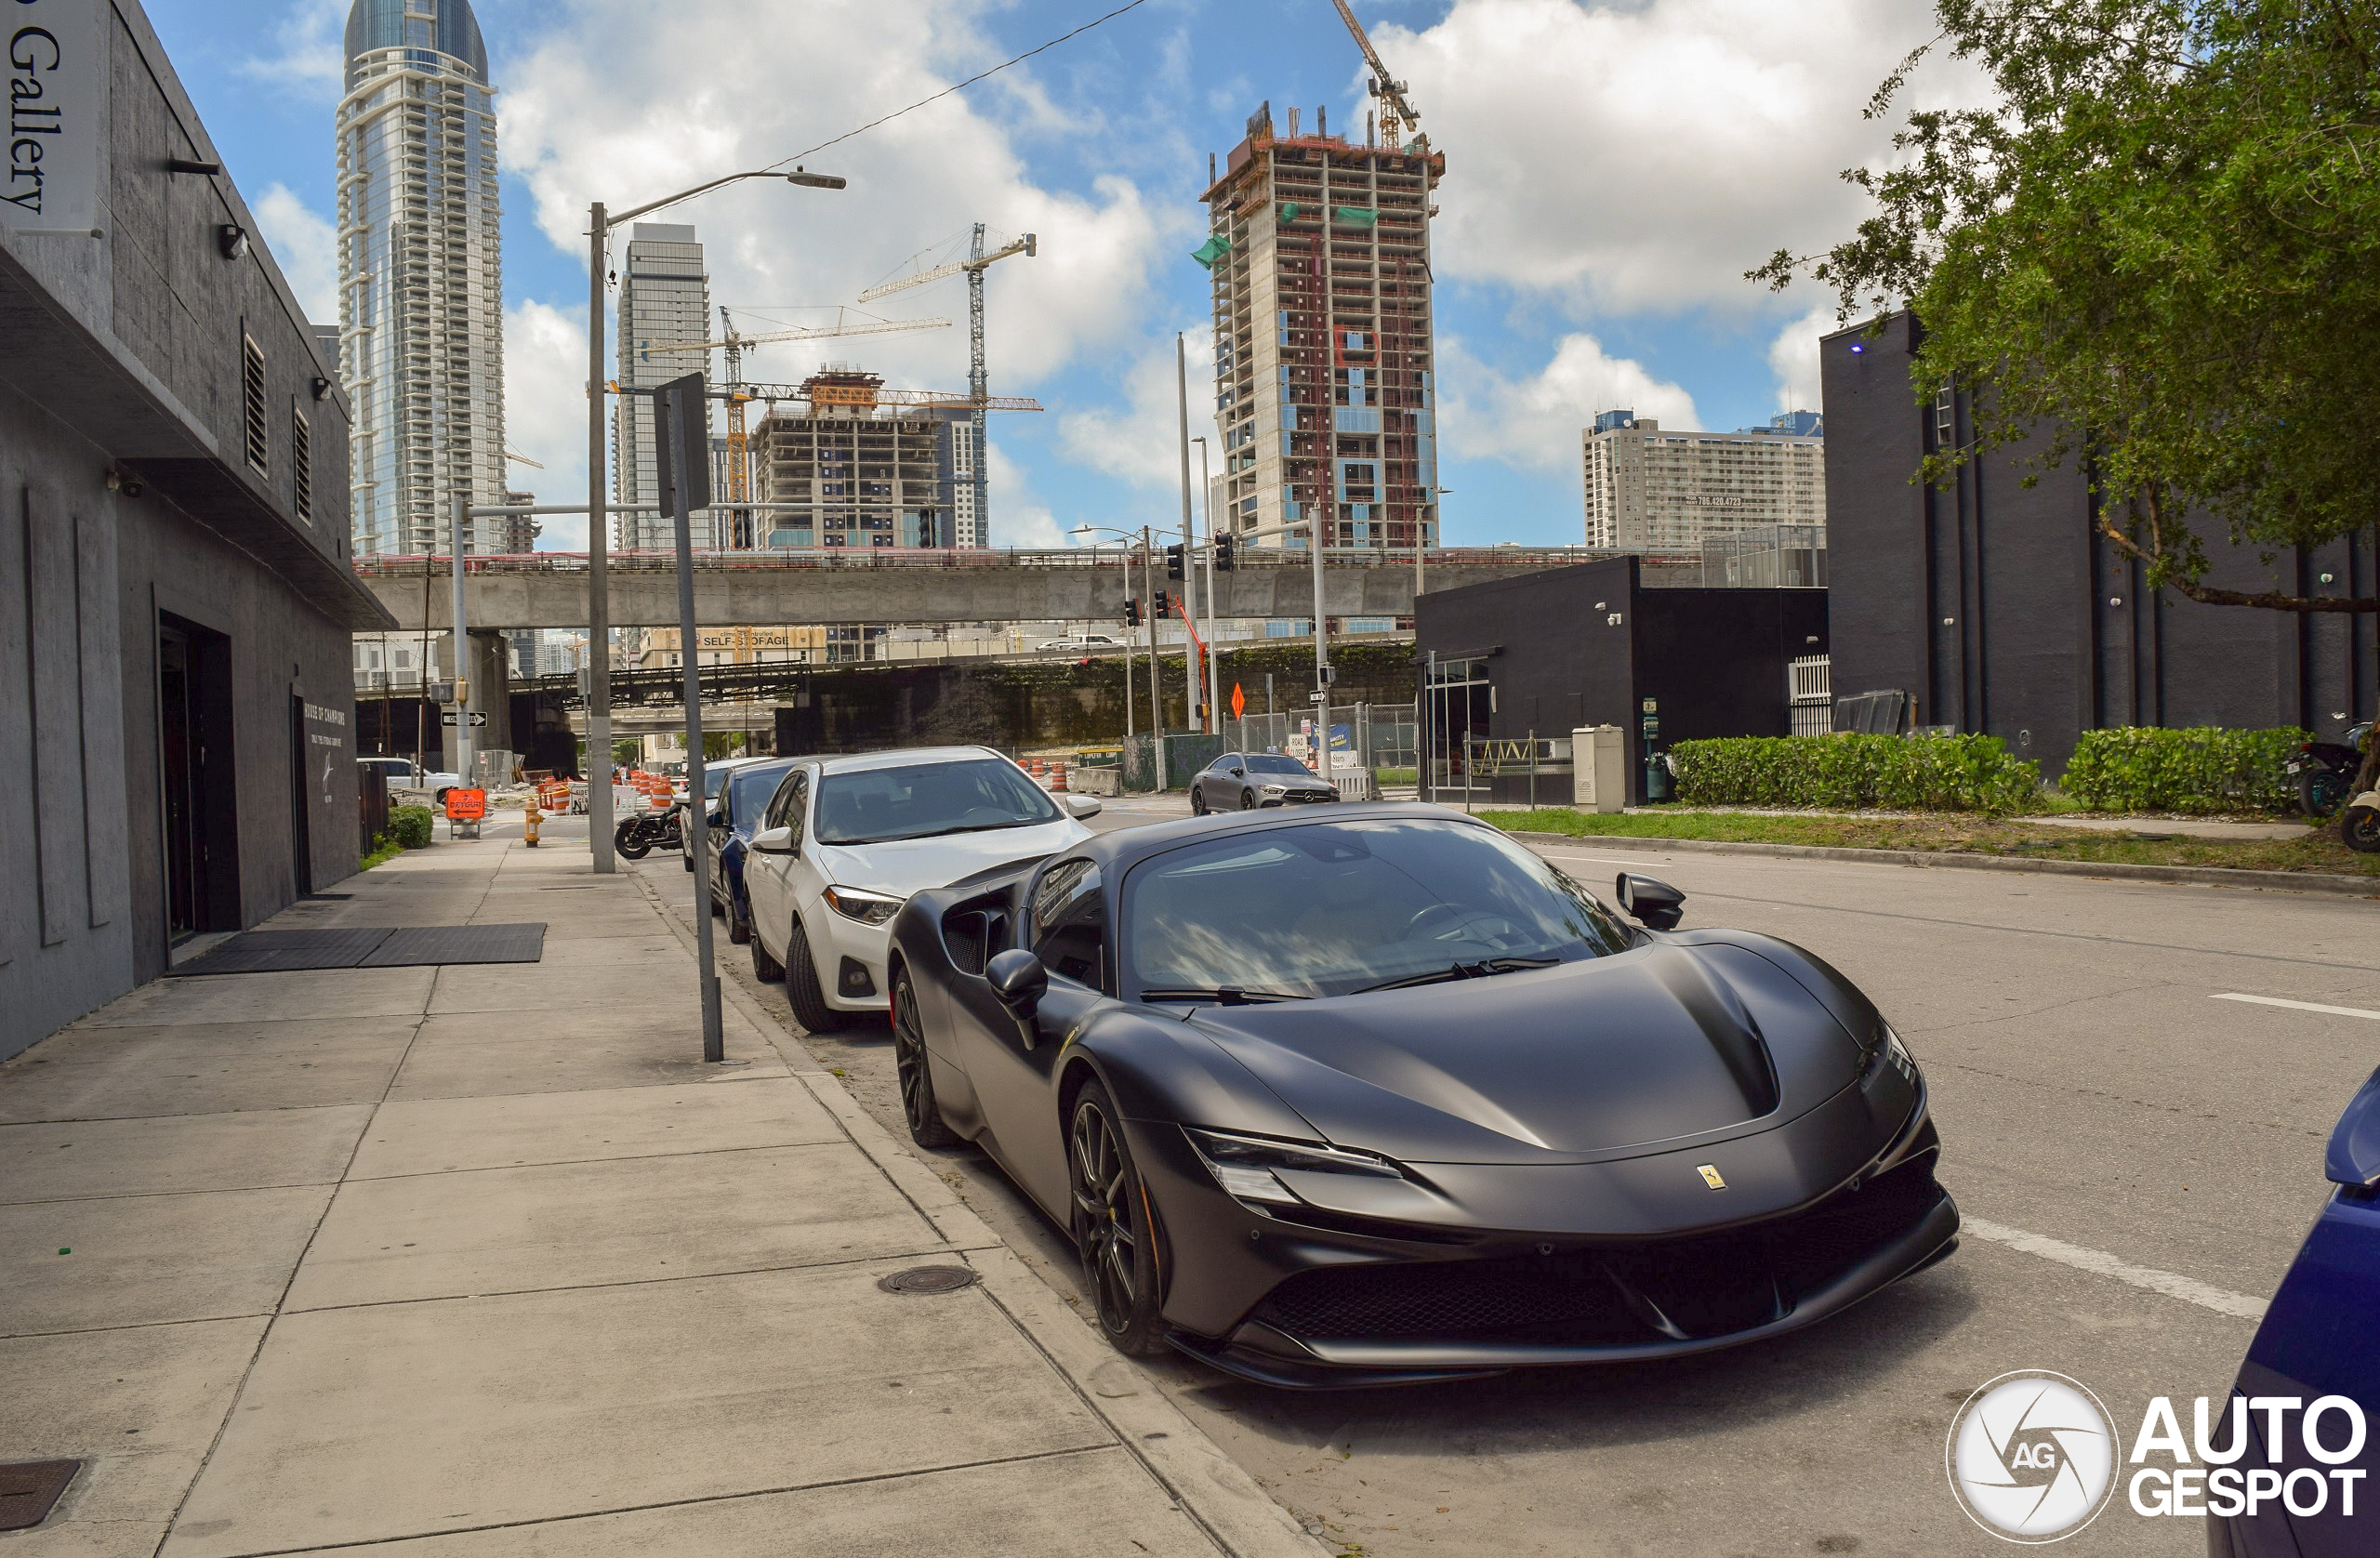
(1229, 767, 1245, 777)
(1615, 872, 1686, 931)
(985, 947, 1048, 1019)
(752, 825, 796, 856)
(2327, 1065, 2380, 1188)
(707, 809, 725, 827)
(1064, 795, 1103, 819)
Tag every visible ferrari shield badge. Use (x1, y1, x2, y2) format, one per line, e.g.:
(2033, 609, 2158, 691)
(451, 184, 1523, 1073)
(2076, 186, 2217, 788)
(1697, 1164, 1726, 1190)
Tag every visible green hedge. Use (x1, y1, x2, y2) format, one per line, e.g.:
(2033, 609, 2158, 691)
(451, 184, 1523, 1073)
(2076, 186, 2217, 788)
(2059, 726, 2307, 813)
(1669, 733, 2042, 813)
(390, 804, 434, 851)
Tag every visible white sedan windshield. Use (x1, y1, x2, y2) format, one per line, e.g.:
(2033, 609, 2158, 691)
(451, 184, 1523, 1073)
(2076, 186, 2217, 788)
(814, 758, 1063, 845)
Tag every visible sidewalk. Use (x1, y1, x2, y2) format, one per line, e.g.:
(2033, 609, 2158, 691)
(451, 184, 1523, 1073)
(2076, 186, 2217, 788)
(0, 834, 1321, 1557)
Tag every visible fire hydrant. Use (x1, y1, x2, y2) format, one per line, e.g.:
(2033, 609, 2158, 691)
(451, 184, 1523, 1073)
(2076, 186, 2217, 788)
(522, 794, 541, 849)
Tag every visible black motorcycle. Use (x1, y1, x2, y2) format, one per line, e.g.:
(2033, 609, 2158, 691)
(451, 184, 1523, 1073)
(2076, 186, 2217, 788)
(2289, 721, 2373, 820)
(613, 802, 683, 860)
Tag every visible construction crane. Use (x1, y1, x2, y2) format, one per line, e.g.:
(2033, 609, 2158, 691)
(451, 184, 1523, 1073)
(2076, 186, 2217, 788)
(855, 227, 1037, 544)
(644, 310, 952, 548)
(1327, 0, 1425, 150)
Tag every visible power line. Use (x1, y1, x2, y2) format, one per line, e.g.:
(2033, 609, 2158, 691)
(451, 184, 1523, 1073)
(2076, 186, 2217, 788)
(634, 0, 1155, 224)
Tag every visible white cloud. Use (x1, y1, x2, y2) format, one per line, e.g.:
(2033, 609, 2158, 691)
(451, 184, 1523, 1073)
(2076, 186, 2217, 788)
(501, 300, 591, 548)
(1765, 302, 1836, 413)
(987, 446, 1065, 549)
(254, 183, 338, 324)
(502, 0, 1175, 405)
(239, 0, 349, 100)
(1437, 333, 1698, 469)
(1379, 0, 1982, 314)
(1055, 332, 1217, 496)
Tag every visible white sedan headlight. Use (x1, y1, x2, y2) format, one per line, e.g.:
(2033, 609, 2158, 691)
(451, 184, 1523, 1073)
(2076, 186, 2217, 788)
(1261, 783, 1289, 795)
(822, 885, 904, 926)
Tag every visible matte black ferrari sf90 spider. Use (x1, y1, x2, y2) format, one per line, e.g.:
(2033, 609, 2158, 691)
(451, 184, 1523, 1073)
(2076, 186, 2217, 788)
(885, 803, 1956, 1387)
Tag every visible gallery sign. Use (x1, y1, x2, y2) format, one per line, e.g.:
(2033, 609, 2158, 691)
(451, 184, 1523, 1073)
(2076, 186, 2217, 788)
(5, 0, 100, 234)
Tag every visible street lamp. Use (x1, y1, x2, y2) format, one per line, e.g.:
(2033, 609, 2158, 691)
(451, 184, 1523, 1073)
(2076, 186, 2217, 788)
(585, 166, 845, 871)
(1073, 522, 1169, 782)
(1190, 434, 1218, 734)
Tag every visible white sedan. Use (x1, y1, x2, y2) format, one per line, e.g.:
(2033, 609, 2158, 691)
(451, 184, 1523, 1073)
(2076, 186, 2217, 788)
(743, 746, 1100, 1031)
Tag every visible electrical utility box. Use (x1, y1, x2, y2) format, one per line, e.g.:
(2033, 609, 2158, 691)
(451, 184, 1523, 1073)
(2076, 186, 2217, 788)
(1571, 724, 1626, 812)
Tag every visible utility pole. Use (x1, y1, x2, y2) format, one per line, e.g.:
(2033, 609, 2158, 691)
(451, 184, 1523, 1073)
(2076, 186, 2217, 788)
(1195, 435, 1220, 734)
(450, 492, 473, 784)
(1143, 525, 1164, 785)
(1173, 334, 1204, 735)
(587, 200, 615, 868)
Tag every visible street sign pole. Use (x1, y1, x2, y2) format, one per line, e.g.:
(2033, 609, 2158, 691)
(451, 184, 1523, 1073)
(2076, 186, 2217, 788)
(657, 373, 725, 1063)
(450, 492, 473, 784)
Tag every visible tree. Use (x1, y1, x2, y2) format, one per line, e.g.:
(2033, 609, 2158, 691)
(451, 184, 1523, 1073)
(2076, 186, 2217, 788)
(1755, 0, 2380, 618)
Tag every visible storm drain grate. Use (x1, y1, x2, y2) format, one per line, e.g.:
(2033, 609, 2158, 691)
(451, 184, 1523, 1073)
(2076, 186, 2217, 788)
(0, 1460, 79, 1532)
(878, 1266, 979, 1296)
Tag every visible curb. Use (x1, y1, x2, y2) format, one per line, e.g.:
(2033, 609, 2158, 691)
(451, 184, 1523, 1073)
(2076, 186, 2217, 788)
(619, 849, 1329, 1558)
(1501, 829, 2380, 898)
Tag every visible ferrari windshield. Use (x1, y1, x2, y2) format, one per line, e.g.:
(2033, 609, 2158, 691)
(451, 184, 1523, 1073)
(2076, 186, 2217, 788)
(813, 757, 1063, 845)
(1242, 755, 1311, 775)
(1124, 818, 1634, 1000)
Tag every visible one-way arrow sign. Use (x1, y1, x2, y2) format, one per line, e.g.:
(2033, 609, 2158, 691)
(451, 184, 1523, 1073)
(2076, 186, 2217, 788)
(441, 711, 489, 727)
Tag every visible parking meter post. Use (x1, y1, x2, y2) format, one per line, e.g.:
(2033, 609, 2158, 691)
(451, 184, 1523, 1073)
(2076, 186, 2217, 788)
(658, 372, 725, 1063)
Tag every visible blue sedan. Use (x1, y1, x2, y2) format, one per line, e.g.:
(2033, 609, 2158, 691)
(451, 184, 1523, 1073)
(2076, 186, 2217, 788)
(706, 757, 800, 945)
(2207, 1066, 2380, 1557)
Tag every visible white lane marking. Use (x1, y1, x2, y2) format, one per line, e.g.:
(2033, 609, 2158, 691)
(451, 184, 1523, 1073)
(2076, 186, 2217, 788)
(1541, 852, 1686, 871)
(1962, 1217, 2268, 1320)
(2213, 992, 2380, 1023)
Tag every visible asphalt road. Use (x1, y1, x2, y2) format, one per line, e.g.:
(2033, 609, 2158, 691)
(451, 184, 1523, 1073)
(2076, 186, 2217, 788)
(641, 799, 2380, 1557)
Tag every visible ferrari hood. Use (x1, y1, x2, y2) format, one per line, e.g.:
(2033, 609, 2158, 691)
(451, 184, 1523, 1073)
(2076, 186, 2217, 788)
(1185, 943, 1867, 1166)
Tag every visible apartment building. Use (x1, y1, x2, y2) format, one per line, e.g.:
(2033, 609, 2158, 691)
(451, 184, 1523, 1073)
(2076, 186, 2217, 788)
(1200, 102, 1445, 550)
(614, 222, 713, 549)
(1582, 410, 1827, 551)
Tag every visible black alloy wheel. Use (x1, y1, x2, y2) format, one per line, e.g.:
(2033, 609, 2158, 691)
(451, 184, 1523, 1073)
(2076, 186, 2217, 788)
(750, 924, 785, 982)
(1191, 786, 1209, 815)
(1068, 1081, 1163, 1353)
(1240, 789, 1259, 810)
(891, 969, 959, 1148)
(2300, 769, 2352, 820)
(784, 918, 849, 1032)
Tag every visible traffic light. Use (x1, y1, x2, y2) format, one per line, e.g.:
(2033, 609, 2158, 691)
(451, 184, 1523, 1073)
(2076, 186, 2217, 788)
(1165, 543, 1185, 580)
(1123, 598, 1142, 628)
(1153, 589, 1171, 619)
(1213, 534, 1236, 572)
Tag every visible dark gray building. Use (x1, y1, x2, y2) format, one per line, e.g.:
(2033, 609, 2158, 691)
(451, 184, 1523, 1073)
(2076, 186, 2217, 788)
(1822, 312, 2376, 777)
(1414, 558, 1830, 806)
(0, 0, 395, 1059)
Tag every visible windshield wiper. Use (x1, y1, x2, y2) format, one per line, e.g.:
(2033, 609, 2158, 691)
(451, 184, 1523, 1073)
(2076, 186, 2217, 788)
(1352, 956, 1563, 995)
(835, 817, 1049, 845)
(1139, 985, 1312, 1006)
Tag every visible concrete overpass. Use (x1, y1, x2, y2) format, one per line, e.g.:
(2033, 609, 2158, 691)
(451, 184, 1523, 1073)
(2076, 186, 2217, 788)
(352, 548, 1682, 630)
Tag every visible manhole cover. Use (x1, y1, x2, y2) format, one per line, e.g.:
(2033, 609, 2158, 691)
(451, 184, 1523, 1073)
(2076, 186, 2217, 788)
(0, 1460, 79, 1532)
(878, 1265, 979, 1296)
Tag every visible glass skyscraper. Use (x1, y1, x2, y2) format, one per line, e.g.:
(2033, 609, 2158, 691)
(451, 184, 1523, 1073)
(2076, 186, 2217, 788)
(337, 0, 508, 557)
(614, 223, 713, 551)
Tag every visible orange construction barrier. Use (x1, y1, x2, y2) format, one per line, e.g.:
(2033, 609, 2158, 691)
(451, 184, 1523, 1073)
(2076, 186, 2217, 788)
(1029, 758, 1045, 778)
(1051, 763, 1068, 793)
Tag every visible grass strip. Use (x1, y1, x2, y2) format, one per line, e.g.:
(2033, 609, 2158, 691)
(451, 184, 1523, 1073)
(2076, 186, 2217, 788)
(1476, 807, 2380, 878)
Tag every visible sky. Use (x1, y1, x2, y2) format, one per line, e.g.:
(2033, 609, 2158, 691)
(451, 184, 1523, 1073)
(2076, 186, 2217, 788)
(144, 0, 1964, 552)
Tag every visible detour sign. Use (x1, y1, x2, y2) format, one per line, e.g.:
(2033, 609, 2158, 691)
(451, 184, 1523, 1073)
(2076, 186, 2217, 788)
(443, 788, 487, 822)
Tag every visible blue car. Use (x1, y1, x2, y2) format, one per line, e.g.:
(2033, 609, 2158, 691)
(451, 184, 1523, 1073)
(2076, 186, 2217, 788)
(2207, 1066, 2380, 1557)
(705, 758, 801, 945)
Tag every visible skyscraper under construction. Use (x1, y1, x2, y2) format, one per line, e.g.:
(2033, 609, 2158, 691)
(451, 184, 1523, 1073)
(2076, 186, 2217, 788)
(1198, 101, 1444, 551)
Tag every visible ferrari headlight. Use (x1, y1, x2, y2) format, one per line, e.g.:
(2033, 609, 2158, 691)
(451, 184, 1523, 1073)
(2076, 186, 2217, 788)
(1864, 1023, 1919, 1089)
(822, 885, 904, 926)
(1183, 1128, 1405, 1206)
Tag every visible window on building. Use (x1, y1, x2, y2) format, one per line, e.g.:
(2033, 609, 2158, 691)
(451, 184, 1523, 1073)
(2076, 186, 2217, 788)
(243, 336, 270, 475)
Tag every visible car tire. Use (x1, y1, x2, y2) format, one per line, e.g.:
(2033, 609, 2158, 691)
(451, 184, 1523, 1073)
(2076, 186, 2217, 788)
(784, 918, 849, 1032)
(1190, 787, 1209, 815)
(727, 892, 751, 945)
(891, 967, 960, 1148)
(1068, 1080, 1164, 1355)
(1240, 789, 1258, 810)
(750, 924, 785, 983)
